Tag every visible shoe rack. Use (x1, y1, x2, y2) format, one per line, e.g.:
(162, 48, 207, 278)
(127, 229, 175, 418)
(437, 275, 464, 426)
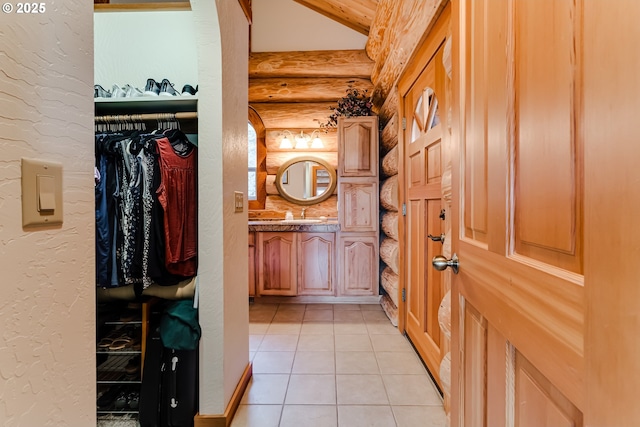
(96, 299, 156, 419)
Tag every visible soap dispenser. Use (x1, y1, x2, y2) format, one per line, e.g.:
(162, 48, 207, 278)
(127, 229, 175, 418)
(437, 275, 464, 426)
(285, 210, 294, 220)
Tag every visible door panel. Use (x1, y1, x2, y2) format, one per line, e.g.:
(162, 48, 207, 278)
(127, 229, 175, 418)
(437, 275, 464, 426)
(402, 40, 447, 389)
(452, 0, 585, 426)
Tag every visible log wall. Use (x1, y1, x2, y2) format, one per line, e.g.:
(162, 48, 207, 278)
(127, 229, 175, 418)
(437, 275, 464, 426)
(248, 50, 374, 220)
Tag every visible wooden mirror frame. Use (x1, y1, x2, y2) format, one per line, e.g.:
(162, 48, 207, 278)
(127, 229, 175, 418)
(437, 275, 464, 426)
(274, 156, 337, 206)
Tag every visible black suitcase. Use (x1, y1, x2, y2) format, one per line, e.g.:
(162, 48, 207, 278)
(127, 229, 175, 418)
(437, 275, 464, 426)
(139, 329, 199, 427)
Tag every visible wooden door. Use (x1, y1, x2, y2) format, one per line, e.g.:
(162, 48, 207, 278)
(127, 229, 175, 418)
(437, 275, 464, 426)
(257, 232, 297, 296)
(399, 33, 448, 388)
(450, 0, 587, 425)
(298, 232, 335, 296)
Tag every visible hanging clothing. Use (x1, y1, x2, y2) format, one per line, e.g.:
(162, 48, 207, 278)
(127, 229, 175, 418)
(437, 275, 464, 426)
(155, 131, 198, 277)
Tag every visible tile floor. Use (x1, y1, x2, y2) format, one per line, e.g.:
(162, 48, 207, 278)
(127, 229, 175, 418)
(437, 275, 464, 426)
(232, 302, 448, 427)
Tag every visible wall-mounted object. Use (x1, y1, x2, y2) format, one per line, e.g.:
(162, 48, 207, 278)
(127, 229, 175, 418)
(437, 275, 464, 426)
(279, 130, 324, 150)
(275, 156, 336, 206)
(21, 158, 63, 228)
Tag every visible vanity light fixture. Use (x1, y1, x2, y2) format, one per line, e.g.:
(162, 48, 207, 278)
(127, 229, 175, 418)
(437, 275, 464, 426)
(279, 130, 324, 149)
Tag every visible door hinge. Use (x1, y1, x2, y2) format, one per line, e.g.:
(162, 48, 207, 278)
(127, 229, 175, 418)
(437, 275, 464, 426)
(402, 117, 407, 130)
(402, 288, 406, 302)
(402, 203, 406, 216)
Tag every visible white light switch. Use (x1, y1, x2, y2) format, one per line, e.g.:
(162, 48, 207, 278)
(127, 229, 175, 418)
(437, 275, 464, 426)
(21, 158, 63, 228)
(234, 191, 244, 213)
(37, 174, 56, 211)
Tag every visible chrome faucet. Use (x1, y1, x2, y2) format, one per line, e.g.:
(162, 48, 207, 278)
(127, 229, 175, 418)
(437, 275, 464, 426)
(301, 208, 307, 219)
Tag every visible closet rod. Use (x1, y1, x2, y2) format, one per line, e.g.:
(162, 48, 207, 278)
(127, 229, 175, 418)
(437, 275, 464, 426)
(94, 111, 198, 123)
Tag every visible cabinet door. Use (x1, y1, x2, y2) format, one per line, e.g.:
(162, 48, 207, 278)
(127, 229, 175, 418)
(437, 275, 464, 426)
(257, 232, 297, 296)
(248, 232, 255, 297)
(298, 233, 335, 296)
(338, 116, 379, 177)
(339, 181, 378, 232)
(338, 234, 378, 296)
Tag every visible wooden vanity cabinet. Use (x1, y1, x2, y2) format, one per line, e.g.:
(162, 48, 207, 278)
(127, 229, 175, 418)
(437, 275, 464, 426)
(298, 232, 335, 296)
(248, 232, 256, 297)
(257, 232, 297, 296)
(256, 231, 335, 297)
(337, 116, 380, 297)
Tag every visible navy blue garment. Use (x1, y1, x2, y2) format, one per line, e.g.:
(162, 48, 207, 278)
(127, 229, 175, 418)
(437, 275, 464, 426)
(95, 149, 110, 286)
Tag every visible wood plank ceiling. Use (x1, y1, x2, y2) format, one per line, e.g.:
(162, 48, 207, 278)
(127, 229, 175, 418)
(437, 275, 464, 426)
(293, 0, 378, 36)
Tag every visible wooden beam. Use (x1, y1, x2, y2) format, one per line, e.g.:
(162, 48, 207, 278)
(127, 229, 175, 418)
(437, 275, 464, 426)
(370, 0, 447, 107)
(365, 0, 397, 62)
(377, 86, 398, 126)
(238, 0, 251, 24)
(249, 50, 373, 78)
(380, 113, 399, 155)
(249, 77, 372, 103)
(294, 0, 377, 36)
(266, 129, 338, 152)
(266, 151, 338, 175)
(251, 102, 334, 129)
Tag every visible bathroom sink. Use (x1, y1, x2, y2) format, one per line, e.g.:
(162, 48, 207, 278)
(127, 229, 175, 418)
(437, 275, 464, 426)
(279, 219, 323, 224)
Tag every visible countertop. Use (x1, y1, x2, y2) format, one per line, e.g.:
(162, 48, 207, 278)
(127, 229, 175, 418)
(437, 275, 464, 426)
(248, 220, 340, 232)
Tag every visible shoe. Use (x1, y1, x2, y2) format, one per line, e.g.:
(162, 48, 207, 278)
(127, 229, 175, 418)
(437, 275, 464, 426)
(159, 79, 180, 96)
(127, 391, 139, 409)
(123, 84, 143, 98)
(125, 355, 141, 375)
(181, 84, 197, 96)
(94, 84, 111, 98)
(111, 84, 126, 98)
(97, 385, 121, 409)
(144, 78, 160, 96)
(113, 391, 128, 410)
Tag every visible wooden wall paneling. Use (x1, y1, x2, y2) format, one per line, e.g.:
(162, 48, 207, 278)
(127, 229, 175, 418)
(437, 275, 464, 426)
(338, 234, 378, 296)
(249, 77, 373, 103)
(266, 129, 338, 152)
(297, 232, 335, 296)
(380, 175, 399, 211)
(380, 113, 399, 155)
(249, 106, 267, 210)
(381, 210, 399, 240)
(381, 145, 398, 177)
(250, 102, 335, 129)
(266, 151, 338, 175)
(264, 195, 338, 218)
(249, 50, 373, 78)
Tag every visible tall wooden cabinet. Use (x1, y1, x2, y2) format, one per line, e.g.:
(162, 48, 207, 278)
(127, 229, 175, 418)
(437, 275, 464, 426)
(337, 116, 379, 296)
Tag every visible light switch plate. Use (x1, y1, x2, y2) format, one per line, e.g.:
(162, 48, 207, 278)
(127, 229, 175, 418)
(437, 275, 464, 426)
(234, 191, 244, 213)
(21, 158, 63, 228)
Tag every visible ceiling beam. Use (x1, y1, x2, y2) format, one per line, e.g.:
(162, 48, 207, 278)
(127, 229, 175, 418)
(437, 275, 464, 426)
(293, 0, 377, 36)
(249, 49, 373, 78)
(249, 77, 372, 103)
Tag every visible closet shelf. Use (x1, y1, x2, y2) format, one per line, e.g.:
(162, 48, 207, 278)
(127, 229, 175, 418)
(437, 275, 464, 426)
(95, 96, 198, 115)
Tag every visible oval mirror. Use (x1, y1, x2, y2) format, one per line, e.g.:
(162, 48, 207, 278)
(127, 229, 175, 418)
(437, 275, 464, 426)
(275, 157, 337, 206)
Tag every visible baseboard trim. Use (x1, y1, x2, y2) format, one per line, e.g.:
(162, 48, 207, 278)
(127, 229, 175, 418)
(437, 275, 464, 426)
(253, 295, 382, 304)
(194, 362, 253, 427)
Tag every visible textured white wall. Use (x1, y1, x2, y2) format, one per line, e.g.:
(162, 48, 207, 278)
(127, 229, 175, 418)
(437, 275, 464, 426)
(251, 0, 367, 52)
(0, 2, 96, 426)
(193, 0, 250, 414)
(94, 11, 198, 91)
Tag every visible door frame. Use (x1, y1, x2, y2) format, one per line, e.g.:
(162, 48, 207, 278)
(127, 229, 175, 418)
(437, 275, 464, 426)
(397, 3, 451, 336)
